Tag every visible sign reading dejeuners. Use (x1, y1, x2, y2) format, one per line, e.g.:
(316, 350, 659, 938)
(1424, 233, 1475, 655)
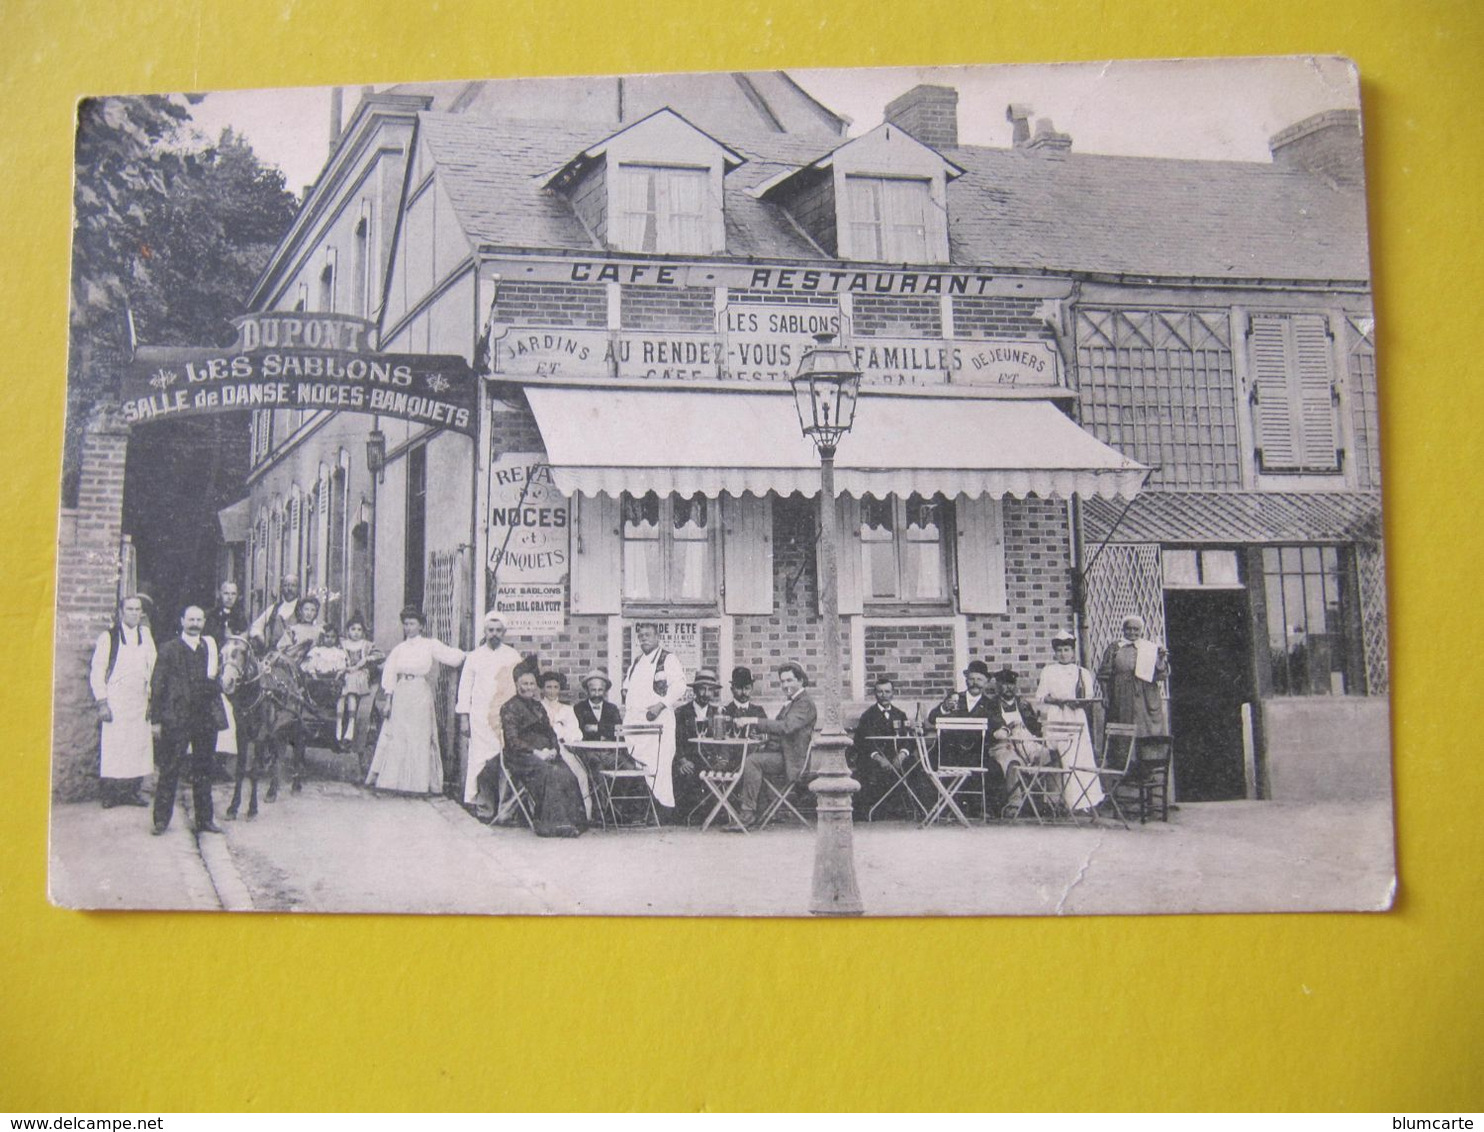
(487, 454, 569, 634)
(122, 313, 478, 436)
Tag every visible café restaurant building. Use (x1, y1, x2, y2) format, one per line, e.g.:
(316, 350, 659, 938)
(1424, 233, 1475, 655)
(240, 73, 1384, 802)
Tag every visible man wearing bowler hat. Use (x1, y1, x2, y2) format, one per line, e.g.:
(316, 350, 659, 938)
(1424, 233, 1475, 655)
(574, 670, 623, 742)
(927, 658, 1005, 819)
(722, 666, 767, 729)
(672, 668, 725, 822)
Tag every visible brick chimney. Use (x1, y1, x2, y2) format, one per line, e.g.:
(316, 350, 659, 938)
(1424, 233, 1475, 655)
(1006, 104, 1032, 147)
(1269, 109, 1364, 188)
(1025, 116, 1072, 157)
(885, 84, 959, 150)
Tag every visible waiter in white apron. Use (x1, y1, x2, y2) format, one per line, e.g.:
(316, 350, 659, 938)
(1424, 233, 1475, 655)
(620, 622, 687, 809)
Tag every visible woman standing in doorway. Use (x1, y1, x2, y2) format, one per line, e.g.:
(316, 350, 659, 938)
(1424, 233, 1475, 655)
(1096, 614, 1170, 737)
(365, 607, 465, 795)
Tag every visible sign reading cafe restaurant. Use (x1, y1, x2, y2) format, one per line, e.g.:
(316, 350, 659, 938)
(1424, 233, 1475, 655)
(123, 312, 478, 437)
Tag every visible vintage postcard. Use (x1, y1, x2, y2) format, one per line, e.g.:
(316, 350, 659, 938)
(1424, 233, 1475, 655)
(49, 58, 1394, 916)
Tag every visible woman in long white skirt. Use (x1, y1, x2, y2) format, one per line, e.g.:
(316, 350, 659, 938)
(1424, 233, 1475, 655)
(1033, 630, 1104, 813)
(365, 607, 465, 795)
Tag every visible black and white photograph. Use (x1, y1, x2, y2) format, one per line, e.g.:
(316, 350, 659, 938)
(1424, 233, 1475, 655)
(49, 57, 1395, 916)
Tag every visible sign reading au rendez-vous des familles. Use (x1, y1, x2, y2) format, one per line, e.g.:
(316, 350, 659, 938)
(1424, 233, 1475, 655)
(122, 313, 478, 437)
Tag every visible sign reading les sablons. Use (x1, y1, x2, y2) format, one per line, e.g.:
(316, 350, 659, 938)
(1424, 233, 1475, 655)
(121, 312, 478, 437)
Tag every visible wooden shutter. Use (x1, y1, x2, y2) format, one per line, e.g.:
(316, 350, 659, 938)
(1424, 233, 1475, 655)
(721, 493, 774, 615)
(1250, 313, 1338, 471)
(569, 493, 621, 614)
(955, 494, 1006, 614)
(818, 495, 863, 616)
(1293, 314, 1339, 469)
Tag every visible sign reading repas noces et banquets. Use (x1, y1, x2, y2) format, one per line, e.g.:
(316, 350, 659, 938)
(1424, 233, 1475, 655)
(487, 454, 569, 634)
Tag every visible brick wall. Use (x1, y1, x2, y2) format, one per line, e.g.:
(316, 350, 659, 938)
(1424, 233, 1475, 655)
(53, 403, 131, 800)
(864, 623, 955, 700)
(620, 285, 715, 332)
(852, 294, 942, 337)
(965, 498, 1073, 690)
(494, 281, 607, 328)
(952, 295, 1048, 339)
(726, 289, 840, 309)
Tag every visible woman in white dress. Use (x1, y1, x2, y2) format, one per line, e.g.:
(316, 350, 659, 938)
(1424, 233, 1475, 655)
(539, 670, 594, 822)
(1033, 630, 1104, 813)
(365, 607, 466, 795)
(88, 595, 156, 807)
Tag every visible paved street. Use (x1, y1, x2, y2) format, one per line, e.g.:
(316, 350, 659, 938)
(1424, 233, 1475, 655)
(49, 754, 1396, 916)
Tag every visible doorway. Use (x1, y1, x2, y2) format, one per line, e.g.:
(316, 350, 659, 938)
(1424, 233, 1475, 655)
(1164, 588, 1253, 801)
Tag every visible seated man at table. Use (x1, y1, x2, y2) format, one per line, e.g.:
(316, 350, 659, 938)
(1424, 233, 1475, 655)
(737, 662, 817, 828)
(849, 676, 915, 819)
(987, 666, 1045, 788)
(477, 669, 586, 838)
(722, 666, 768, 730)
(926, 659, 1003, 819)
(672, 667, 725, 822)
(574, 670, 623, 742)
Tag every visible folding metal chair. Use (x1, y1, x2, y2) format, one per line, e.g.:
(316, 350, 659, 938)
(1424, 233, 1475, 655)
(691, 735, 752, 832)
(1072, 723, 1138, 829)
(1005, 721, 1083, 823)
(920, 718, 989, 827)
(756, 740, 815, 830)
(862, 734, 929, 822)
(600, 722, 662, 828)
(493, 754, 535, 830)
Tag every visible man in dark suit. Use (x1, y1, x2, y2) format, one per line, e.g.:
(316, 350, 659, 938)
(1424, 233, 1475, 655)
(203, 580, 247, 648)
(722, 666, 767, 729)
(573, 670, 623, 742)
(737, 661, 817, 827)
(849, 676, 915, 819)
(149, 605, 225, 835)
(926, 659, 1003, 818)
(672, 668, 725, 822)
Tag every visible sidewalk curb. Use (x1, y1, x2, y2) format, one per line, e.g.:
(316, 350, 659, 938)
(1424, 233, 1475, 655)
(195, 830, 256, 911)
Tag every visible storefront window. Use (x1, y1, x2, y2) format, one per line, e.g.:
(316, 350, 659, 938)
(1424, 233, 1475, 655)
(861, 493, 948, 603)
(1264, 545, 1353, 695)
(622, 491, 715, 604)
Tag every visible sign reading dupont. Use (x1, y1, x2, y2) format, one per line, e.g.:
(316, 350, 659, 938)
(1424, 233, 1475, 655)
(123, 313, 478, 435)
(487, 454, 569, 634)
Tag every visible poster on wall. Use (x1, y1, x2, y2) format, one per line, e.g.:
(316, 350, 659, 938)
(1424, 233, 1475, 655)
(487, 453, 569, 634)
(632, 620, 705, 675)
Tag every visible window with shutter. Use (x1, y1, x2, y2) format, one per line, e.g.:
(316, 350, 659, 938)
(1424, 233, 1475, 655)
(1249, 313, 1341, 473)
(569, 494, 621, 614)
(618, 492, 717, 607)
(953, 494, 1006, 614)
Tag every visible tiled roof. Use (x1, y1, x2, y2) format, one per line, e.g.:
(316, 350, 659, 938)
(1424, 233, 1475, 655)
(414, 78, 1371, 282)
(1082, 491, 1383, 545)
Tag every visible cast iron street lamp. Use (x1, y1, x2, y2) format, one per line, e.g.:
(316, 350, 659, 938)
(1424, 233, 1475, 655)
(791, 332, 864, 917)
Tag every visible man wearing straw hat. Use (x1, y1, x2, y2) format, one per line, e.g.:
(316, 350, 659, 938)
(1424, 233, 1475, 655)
(574, 670, 622, 743)
(456, 610, 524, 818)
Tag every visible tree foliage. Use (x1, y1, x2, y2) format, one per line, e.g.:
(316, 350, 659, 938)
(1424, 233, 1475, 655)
(66, 95, 299, 500)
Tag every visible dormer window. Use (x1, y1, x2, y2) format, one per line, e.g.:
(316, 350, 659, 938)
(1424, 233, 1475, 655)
(545, 109, 745, 258)
(845, 176, 932, 263)
(756, 122, 961, 265)
(616, 164, 710, 254)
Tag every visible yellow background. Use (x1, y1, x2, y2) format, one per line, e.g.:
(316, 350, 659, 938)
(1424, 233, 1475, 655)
(2, 0, 1480, 1112)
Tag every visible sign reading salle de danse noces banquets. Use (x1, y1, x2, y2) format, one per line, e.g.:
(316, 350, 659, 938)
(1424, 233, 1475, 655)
(122, 313, 478, 437)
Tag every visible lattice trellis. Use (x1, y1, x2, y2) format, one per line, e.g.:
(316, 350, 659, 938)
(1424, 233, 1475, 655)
(1356, 540, 1389, 695)
(1084, 542, 1167, 661)
(1077, 308, 1241, 490)
(424, 548, 472, 791)
(1347, 315, 1382, 491)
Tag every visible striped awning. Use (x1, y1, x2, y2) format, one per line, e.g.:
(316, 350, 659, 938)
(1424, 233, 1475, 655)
(522, 385, 1147, 500)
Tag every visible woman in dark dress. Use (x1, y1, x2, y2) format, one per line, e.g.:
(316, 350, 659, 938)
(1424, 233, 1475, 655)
(1096, 614, 1171, 737)
(496, 669, 587, 838)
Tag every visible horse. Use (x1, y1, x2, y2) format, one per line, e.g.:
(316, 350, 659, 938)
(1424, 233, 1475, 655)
(219, 635, 335, 819)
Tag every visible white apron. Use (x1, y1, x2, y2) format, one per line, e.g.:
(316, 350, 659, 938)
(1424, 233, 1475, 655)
(455, 644, 522, 803)
(90, 629, 155, 779)
(621, 648, 684, 807)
